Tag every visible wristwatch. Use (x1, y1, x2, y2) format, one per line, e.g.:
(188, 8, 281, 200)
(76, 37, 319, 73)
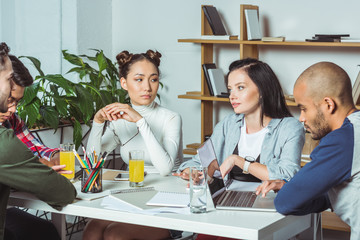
(243, 156, 255, 174)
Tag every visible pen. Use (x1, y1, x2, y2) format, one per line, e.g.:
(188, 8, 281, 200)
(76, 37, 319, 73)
(34, 145, 42, 158)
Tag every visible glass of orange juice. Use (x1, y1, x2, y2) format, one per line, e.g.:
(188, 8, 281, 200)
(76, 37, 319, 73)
(129, 150, 144, 187)
(60, 143, 75, 180)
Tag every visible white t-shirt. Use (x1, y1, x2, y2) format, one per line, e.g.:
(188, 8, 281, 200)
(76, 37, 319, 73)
(87, 101, 183, 176)
(237, 119, 269, 160)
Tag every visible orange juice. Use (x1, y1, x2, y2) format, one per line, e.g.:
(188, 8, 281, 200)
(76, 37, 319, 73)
(60, 151, 75, 179)
(129, 159, 144, 183)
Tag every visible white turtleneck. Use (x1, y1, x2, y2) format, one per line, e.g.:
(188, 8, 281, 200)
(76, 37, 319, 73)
(86, 102, 183, 176)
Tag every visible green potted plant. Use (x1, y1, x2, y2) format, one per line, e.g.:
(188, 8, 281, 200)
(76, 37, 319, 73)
(18, 49, 129, 149)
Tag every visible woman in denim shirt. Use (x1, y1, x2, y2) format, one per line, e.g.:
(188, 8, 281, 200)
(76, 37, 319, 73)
(178, 58, 305, 182)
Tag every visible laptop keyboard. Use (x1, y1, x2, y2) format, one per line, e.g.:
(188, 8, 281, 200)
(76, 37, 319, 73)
(218, 191, 257, 208)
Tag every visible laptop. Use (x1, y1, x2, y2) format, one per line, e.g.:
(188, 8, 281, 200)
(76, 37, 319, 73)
(197, 138, 277, 212)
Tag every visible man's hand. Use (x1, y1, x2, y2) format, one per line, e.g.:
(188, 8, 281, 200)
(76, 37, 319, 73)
(50, 152, 60, 165)
(38, 158, 73, 175)
(256, 180, 286, 198)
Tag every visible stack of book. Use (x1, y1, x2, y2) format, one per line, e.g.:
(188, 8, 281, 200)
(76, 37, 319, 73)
(305, 34, 350, 42)
(202, 63, 229, 98)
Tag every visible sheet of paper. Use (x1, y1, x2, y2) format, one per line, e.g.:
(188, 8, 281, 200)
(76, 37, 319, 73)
(101, 195, 191, 215)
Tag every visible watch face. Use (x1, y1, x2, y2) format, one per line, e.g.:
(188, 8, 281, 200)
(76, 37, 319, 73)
(245, 156, 255, 162)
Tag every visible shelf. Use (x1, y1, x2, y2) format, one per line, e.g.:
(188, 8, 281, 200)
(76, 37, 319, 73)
(178, 91, 300, 107)
(322, 211, 350, 232)
(178, 39, 360, 47)
(178, 91, 229, 102)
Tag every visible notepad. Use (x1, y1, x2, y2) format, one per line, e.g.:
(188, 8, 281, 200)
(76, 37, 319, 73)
(146, 191, 190, 208)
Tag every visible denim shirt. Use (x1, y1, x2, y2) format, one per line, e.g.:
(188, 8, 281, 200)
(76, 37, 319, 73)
(179, 114, 305, 180)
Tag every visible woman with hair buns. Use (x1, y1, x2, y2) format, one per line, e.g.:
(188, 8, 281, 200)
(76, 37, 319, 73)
(83, 50, 184, 240)
(87, 49, 183, 176)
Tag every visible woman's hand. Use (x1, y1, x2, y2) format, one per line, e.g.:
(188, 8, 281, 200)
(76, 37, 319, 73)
(220, 155, 243, 179)
(94, 103, 142, 123)
(172, 168, 190, 180)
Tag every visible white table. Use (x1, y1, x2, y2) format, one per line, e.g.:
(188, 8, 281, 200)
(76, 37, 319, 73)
(8, 172, 318, 240)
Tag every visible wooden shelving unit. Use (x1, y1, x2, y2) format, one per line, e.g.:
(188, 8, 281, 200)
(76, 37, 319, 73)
(178, 4, 359, 232)
(178, 4, 360, 155)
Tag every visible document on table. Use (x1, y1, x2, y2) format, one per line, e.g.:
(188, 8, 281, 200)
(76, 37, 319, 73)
(146, 191, 189, 207)
(100, 189, 191, 215)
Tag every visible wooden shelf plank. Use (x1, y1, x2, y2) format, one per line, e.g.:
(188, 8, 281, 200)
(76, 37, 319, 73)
(183, 148, 197, 155)
(186, 143, 201, 149)
(178, 93, 229, 102)
(322, 211, 351, 232)
(178, 39, 360, 47)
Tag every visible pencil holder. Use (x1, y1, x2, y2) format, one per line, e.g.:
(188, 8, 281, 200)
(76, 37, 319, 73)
(81, 167, 103, 193)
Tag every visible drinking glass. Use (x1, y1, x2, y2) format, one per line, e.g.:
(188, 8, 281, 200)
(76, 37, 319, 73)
(59, 143, 75, 180)
(189, 166, 208, 213)
(129, 150, 144, 187)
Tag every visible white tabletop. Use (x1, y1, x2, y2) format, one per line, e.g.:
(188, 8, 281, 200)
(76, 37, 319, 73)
(8, 171, 314, 240)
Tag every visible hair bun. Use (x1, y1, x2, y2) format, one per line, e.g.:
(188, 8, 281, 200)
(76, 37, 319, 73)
(146, 50, 161, 67)
(116, 50, 133, 68)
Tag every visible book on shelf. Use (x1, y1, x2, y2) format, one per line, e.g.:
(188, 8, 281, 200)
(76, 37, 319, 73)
(202, 6, 227, 35)
(353, 67, 360, 105)
(200, 35, 238, 40)
(285, 94, 295, 102)
(306, 34, 350, 42)
(261, 36, 285, 42)
(202, 63, 217, 96)
(341, 37, 360, 43)
(315, 34, 350, 38)
(244, 9, 262, 40)
(306, 37, 341, 42)
(207, 68, 228, 97)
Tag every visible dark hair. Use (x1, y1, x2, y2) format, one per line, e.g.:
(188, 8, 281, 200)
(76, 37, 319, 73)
(226, 58, 292, 124)
(116, 50, 162, 79)
(0, 42, 10, 71)
(9, 55, 33, 87)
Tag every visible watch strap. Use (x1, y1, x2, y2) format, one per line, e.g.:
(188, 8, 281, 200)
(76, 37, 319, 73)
(243, 160, 251, 174)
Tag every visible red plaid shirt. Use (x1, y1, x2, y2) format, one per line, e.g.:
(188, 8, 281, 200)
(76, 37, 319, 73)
(3, 113, 59, 161)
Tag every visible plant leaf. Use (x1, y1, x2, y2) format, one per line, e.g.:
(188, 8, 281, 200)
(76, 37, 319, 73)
(19, 56, 45, 76)
(21, 82, 39, 106)
(72, 119, 83, 150)
(62, 50, 84, 67)
(96, 50, 108, 73)
(40, 74, 75, 95)
(53, 96, 68, 116)
(18, 98, 41, 128)
(40, 106, 59, 130)
(74, 85, 94, 123)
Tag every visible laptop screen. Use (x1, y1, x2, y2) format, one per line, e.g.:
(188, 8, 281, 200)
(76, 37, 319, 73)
(197, 138, 229, 197)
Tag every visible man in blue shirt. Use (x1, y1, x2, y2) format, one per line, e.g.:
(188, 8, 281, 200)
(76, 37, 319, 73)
(256, 61, 360, 240)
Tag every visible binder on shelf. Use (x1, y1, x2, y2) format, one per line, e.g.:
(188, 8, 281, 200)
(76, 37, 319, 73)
(202, 63, 217, 96)
(352, 67, 360, 105)
(207, 68, 228, 97)
(202, 6, 227, 35)
(244, 9, 262, 40)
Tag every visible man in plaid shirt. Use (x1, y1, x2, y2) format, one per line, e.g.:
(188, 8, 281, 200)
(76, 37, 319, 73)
(0, 55, 60, 165)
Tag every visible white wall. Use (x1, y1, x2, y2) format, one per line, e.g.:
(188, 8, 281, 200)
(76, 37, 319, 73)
(1, 0, 360, 149)
(111, 0, 360, 148)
